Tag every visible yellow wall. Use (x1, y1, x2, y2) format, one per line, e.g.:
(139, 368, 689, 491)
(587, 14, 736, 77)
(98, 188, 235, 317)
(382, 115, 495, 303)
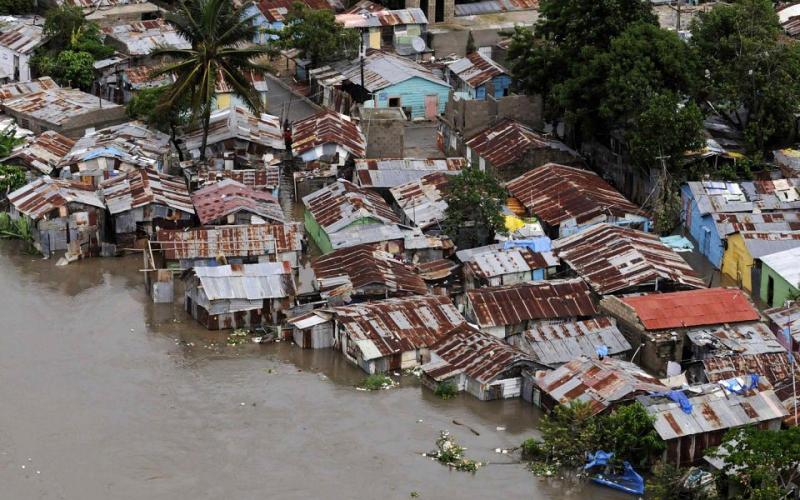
(721, 233, 755, 292)
(369, 28, 381, 49)
(215, 93, 232, 110)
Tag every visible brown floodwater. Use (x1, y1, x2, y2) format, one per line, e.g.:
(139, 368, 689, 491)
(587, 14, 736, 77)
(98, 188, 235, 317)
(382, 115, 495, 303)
(0, 242, 625, 499)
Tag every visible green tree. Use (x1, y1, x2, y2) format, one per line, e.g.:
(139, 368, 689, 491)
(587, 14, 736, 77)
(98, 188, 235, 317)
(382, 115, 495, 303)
(442, 168, 504, 249)
(709, 426, 800, 499)
(151, 0, 272, 161)
(596, 402, 665, 468)
(646, 461, 685, 500)
(54, 50, 95, 91)
(0, 165, 26, 194)
(41, 5, 113, 60)
(0, 126, 23, 157)
(538, 400, 599, 468)
(270, 2, 359, 69)
(0, 0, 34, 14)
(691, 0, 800, 154)
(127, 85, 191, 160)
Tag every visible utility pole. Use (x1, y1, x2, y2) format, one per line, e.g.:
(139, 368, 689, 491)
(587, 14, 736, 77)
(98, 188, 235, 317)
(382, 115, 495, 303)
(360, 29, 365, 89)
(676, 0, 683, 32)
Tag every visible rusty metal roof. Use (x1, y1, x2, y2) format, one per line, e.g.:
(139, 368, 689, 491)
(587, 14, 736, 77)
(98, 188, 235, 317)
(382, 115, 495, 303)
(302, 179, 399, 233)
(553, 224, 704, 295)
(738, 230, 800, 258)
(191, 178, 285, 225)
(453, 0, 538, 16)
(3, 87, 122, 126)
(102, 19, 190, 56)
(4, 131, 74, 175)
(465, 120, 577, 169)
(688, 322, 784, 358)
(181, 107, 284, 153)
(465, 247, 558, 279)
(312, 244, 427, 296)
(339, 50, 448, 93)
(330, 295, 465, 359)
(423, 323, 536, 384)
(620, 288, 762, 331)
(685, 179, 800, 215)
(156, 223, 301, 260)
(765, 304, 800, 344)
(389, 172, 451, 230)
(60, 121, 171, 170)
(195, 166, 280, 191)
(123, 65, 173, 90)
(258, 0, 340, 22)
(512, 317, 631, 367)
(415, 258, 458, 281)
(447, 52, 508, 88)
(191, 262, 294, 300)
(354, 158, 464, 188)
(100, 168, 194, 215)
(0, 77, 58, 102)
(291, 110, 365, 158)
(703, 352, 793, 388)
(335, 8, 427, 28)
(467, 278, 597, 328)
(639, 380, 787, 440)
(506, 163, 642, 226)
(712, 211, 800, 239)
(0, 17, 44, 54)
(534, 356, 666, 415)
(7, 176, 104, 219)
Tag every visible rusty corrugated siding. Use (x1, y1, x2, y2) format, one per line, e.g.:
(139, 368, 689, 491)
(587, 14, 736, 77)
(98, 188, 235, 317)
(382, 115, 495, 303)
(312, 244, 427, 295)
(191, 178, 285, 225)
(157, 223, 302, 260)
(291, 110, 366, 159)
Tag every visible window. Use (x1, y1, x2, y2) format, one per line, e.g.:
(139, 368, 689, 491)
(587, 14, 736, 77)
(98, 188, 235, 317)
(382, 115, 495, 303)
(388, 97, 401, 107)
(767, 276, 775, 305)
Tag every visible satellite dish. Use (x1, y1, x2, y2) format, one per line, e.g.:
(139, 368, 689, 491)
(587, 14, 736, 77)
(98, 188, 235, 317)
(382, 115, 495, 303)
(411, 36, 426, 53)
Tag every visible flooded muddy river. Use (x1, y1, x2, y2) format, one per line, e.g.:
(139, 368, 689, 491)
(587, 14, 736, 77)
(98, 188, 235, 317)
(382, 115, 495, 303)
(0, 243, 624, 499)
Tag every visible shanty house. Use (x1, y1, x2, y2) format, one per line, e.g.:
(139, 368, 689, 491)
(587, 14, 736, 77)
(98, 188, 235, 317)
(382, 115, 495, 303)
(58, 121, 172, 186)
(389, 171, 451, 231)
(464, 120, 579, 182)
(183, 262, 296, 329)
(553, 223, 705, 295)
(302, 179, 401, 253)
(191, 178, 285, 226)
(44, 0, 160, 27)
(6, 176, 106, 257)
(765, 304, 800, 352)
(1, 86, 126, 138)
(181, 107, 285, 168)
(465, 278, 598, 338)
(336, 8, 428, 52)
(100, 168, 195, 247)
(681, 179, 800, 268)
(291, 110, 365, 165)
(311, 244, 427, 303)
(2, 130, 74, 177)
(524, 356, 666, 415)
(102, 19, 190, 62)
(0, 17, 45, 83)
(246, 0, 342, 44)
(459, 245, 558, 289)
(508, 317, 632, 369)
(600, 288, 762, 375)
(760, 247, 800, 308)
(190, 166, 281, 195)
(353, 157, 464, 192)
(339, 50, 450, 119)
(446, 52, 511, 100)
(638, 380, 786, 465)
(506, 163, 648, 238)
(421, 323, 537, 400)
(721, 231, 800, 295)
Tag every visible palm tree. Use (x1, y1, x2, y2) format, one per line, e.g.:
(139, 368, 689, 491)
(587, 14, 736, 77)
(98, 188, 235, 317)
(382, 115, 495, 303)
(151, 0, 270, 161)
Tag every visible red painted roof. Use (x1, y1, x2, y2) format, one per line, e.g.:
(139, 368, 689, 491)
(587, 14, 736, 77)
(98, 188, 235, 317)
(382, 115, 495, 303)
(621, 288, 760, 331)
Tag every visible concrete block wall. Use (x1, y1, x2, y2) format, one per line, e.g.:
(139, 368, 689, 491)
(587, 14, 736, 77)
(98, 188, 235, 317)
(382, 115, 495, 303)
(365, 119, 405, 158)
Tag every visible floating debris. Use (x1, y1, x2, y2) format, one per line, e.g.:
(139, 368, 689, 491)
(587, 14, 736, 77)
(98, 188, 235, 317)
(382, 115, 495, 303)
(227, 329, 250, 346)
(358, 373, 397, 391)
(425, 431, 483, 472)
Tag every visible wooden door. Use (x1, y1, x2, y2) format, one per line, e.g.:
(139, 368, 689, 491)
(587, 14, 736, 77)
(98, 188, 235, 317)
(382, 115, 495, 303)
(424, 94, 438, 120)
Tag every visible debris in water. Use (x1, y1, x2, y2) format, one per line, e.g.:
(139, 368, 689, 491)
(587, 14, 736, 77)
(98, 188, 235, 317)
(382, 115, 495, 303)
(496, 426, 506, 431)
(452, 419, 480, 436)
(426, 431, 483, 472)
(227, 329, 250, 345)
(358, 373, 397, 391)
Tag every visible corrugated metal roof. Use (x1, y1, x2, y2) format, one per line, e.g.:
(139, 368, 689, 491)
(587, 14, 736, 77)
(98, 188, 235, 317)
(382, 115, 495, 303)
(100, 168, 194, 215)
(687, 322, 784, 356)
(465, 120, 578, 169)
(4, 131, 74, 175)
(738, 230, 800, 258)
(191, 262, 294, 300)
(619, 288, 761, 331)
(389, 172, 451, 229)
(7, 176, 104, 219)
(0, 17, 44, 54)
(336, 8, 427, 28)
(338, 49, 449, 93)
(553, 224, 704, 294)
(195, 166, 281, 191)
(102, 19, 190, 56)
(423, 323, 536, 383)
(191, 178, 285, 225)
(327, 222, 410, 250)
(312, 244, 427, 296)
(639, 380, 787, 440)
(354, 158, 464, 188)
(507, 163, 643, 226)
(181, 107, 284, 153)
(761, 246, 800, 290)
(331, 295, 465, 359)
(512, 317, 631, 367)
(466, 247, 558, 279)
(453, 0, 538, 16)
(448, 52, 508, 88)
(123, 65, 173, 90)
(685, 179, 800, 215)
(765, 304, 800, 343)
(3, 87, 122, 126)
(157, 223, 302, 260)
(703, 352, 793, 387)
(257, 0, 342, 22)
(534, 356, 666, 415)
(415, 258, 458, 281)
(291, 110, 365, 158)
(60, 121, 171, 170)
(711, 211, 800, 239)
(0, 76, 58, 102)
(302, 179, 398, 233)
(467, 278, 597, 328)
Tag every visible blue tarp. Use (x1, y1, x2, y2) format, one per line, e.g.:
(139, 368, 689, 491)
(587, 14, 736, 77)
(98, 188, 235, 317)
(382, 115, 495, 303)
(585, 452, 645, 496)
(502, 237, 552, 252)
(83, 147, 127, 161)
(650, 390, 693, 414)
(595, 345, 609, 358)
(719, 374, 759, 394)
(660, 235, 694, 252)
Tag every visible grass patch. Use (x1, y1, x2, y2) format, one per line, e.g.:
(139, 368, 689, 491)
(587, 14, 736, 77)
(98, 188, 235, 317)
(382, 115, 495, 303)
(359, 373, 395, 391)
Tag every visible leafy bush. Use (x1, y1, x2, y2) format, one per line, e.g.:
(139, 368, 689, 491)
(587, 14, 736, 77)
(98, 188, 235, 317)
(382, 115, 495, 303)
(434, 381, 458, 400)
(0, 0, 34, 14)
(426, 431, 482, 472)
(520, 438, 546, 461)
(359, 373, 394, 391)
(0, 165, 26, 193)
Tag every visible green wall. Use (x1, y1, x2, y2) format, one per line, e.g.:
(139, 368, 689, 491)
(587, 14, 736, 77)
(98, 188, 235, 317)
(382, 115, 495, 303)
(760, 262, 799, 308)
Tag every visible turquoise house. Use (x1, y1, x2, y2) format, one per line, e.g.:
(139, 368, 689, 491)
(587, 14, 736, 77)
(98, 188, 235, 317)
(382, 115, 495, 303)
(447, 52, 512, 100)
(341, 50, 451, 119)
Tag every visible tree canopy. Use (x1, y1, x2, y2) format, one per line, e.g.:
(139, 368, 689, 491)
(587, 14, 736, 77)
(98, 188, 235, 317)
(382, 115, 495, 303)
(442, 168, 505, 249)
